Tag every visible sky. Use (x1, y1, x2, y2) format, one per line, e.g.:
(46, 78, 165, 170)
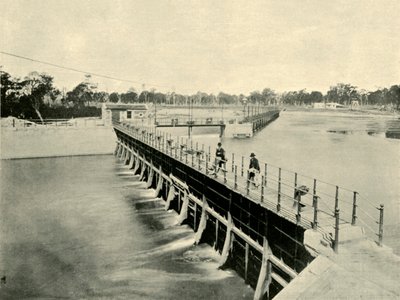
(1, 0, 399, 95)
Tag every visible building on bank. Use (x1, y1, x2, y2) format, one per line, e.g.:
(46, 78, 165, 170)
(102, 103, 150, 125)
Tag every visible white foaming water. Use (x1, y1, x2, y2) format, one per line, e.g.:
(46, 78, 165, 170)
(0, 155, 253, 299)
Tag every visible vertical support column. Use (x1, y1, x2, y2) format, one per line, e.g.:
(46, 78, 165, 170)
(335, 186, 339, 210)
(264, 163, 268, 187)
(193, 202, 197, 231)
(241, 156, 244, 177)
(261, 176, 265, 202)
(246, 170, 250, 195)
(185, 139, 188, 164)
(313, 179, 317, 207)
(194, 195, 208, 245)
(296, 192, 302, 224)
(352, 192, 357, 225)
(231, 153, 235, 172)
(254, 237, 272, 300)
(277, 168, 281, 212)
(234, 166, 238, 189)
(378, 204, 384, 246)
(198, 153, 201, 171)
(293, 172, 298, 199)
(220, 213, 233, 267)
(206, 154, 209, 174)
(224, 168, 227, 183)
(175, 137, 178, 158)
(244, 243, 250, 283)
(313, 196, 319, 229)
(334, 208, 340, 253)
(215, 219, 219, 250)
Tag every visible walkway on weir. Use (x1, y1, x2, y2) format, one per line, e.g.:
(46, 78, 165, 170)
(114, 121, 385, 252)
(114, 121, 399, 299)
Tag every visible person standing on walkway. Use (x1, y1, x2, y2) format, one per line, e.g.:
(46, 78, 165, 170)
(214, 142, 226, 177)
(248, 152, 260, 187)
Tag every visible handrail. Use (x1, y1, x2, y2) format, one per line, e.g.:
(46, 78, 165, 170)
(114, 121, 384, 248)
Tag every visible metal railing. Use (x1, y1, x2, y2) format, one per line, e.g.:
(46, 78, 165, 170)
(114, 121, 385, 251)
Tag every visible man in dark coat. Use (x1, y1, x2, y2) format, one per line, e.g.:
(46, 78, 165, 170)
(248, 152, 260, 186)
(214, 142, 226, 176)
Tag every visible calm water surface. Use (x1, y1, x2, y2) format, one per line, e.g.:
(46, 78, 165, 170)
(1, 110, 399, 299)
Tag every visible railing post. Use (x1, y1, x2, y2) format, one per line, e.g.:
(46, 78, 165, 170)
(224, 167, 227, 183)
(246, 170, 250, 195)
(378, 204, 384, 246)
(261, 176, 264, 202)
(241, 156, 244, 177)
(277, 168, 281, 212)
(313, 196, 318, 229)
(351, 192, 357, 225)
(232, 153, 235, 172)
(185, 139, 188, 164)
(191, 151, 194, 167)
(206, 154, 209, 174)
(335, 186, 339, 210)
(296, 194, 302, 224)
(313, 179, 317, 207)
(175, 138, 178, 158)
(234, 166, 238, 189)
(293, 172, 298, 199)
(198, 153, 201, 170)
(334, 208, 340, 253)
(264, 163, 267, 187)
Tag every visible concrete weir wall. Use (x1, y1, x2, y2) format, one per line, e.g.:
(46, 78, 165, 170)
(1, 126, 116, 159)
(114, 126, 314, 299)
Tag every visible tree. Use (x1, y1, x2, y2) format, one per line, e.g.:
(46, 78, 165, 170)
(249, 91, 263, 104)
(109, 92, 119, 103)
(217, 92, 236, 104)
(1, 71, 20, 117)
(16, 72, 59, 122)
(310, 91, 323, 103)
(261, 88, 277, 105)
(153, 92, 166, 104)
(66, 82, 94, 107)
(120, 90, 138, 103)
(389, 85, 400, 110)
(327, 83, 359, 105)
(93, 91, 109, 103)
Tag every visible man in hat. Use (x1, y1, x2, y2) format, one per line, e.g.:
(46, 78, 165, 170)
(248, 153, 260, 187)
(214, 142, 226, 177)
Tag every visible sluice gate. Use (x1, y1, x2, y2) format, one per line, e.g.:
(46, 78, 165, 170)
(113, 121, 385, 299)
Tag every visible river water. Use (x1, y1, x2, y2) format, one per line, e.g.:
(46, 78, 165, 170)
(1, 110, 399, 299)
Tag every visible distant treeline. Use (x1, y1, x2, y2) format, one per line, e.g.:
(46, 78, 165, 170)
(1, 70, 399, 121)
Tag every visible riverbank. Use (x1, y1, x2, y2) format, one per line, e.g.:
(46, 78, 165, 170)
(1, 126, 116, 159)
(284, 105, 400, 117)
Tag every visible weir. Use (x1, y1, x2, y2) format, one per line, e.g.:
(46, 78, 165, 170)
(112, 121, 387, 299)
(152, 106, 280, 138)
